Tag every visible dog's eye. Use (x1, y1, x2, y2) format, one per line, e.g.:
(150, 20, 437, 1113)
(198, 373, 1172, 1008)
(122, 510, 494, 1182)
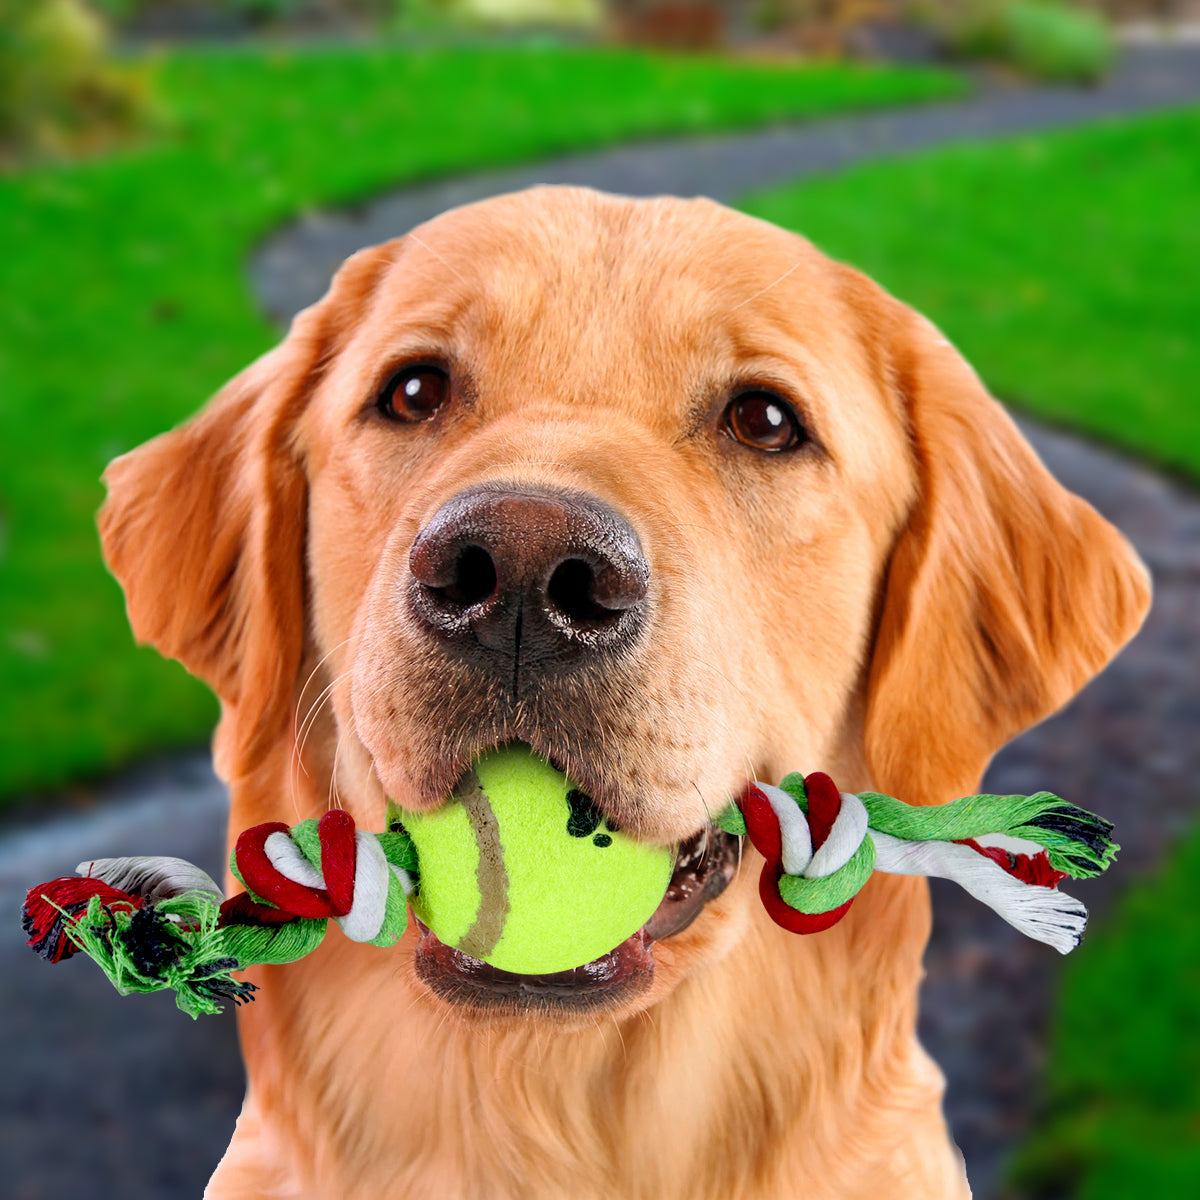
(378, 366, 450, 422)
(723, 392, 804, 453)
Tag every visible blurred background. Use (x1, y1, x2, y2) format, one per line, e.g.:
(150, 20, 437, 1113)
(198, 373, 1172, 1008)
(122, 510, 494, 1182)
(2, 2, 1198, 1197)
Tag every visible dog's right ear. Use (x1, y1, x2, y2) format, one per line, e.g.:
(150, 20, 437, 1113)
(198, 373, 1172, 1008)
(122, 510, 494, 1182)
(98, 242, 399, 778)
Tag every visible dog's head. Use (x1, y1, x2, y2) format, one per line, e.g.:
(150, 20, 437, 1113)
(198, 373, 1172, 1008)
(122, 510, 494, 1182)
(99, 187, 1149, 1023)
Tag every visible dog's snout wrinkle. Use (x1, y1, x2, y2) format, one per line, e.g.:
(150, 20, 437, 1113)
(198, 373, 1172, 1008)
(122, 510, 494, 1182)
(408, 484, 649, 685)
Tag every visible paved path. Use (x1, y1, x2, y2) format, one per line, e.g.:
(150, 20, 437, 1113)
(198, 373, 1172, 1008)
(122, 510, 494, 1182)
(6, 44, 1199, 1199)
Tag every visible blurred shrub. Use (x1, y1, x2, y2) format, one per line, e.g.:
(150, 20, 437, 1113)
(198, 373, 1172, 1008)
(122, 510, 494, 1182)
(0, 0, 156, 166)
(752, 0, 893, 35)
(451, 0, 602, 26)
(92, 1, 377, 31)
(90, 0, 143, 17)
(220, 0, 309, 20)
(945, 0, 1115, 82)
(750, 0, 1116, 79)
(609, 0, 727, 48)
(748, 0, 940, 58)
(92, 0, 601, 34)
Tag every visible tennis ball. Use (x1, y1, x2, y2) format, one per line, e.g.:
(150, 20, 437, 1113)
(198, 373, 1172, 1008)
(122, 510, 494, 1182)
(392, 745, 673, 975)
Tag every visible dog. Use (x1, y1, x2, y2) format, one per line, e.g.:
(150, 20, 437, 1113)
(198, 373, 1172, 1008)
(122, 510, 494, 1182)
(98, 186, 1150, 1198)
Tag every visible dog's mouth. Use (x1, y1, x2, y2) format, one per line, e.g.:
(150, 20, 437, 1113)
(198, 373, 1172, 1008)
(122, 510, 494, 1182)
(412, 823, 741, 1014)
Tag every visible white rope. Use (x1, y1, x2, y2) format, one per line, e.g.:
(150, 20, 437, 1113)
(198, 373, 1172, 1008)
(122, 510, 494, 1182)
(805, 793, 869, 880)
(78, 856, 223, 903)
(264, 831, 325, 890)
(869, 831, 1086, 954)
(758, 783, 813, 875)
(754, 785, 867, 880)
(390, 864, 417, 896)
(335, 831, 390, 943)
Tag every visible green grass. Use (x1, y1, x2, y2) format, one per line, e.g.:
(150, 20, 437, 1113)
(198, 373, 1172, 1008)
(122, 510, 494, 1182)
(1006, 823, 1200, 1198)
(739, 108, 1200, 1197)
(0, 41, 964, 800)
(740, 104, 1200, 480)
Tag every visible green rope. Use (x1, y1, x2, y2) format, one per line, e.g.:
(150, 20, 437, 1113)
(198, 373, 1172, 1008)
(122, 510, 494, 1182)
(715, 805, 747, 836)
(856, 788, 1117, 878)
(778, 836, 876, 914)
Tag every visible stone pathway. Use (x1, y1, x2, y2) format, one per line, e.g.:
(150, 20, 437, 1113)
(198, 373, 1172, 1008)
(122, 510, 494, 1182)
(6, 44, 1199, 1199)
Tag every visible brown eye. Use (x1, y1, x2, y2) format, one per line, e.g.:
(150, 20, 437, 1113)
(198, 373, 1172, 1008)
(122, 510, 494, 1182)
(378, 365, 450, 422)
(723, 391, 804, 452)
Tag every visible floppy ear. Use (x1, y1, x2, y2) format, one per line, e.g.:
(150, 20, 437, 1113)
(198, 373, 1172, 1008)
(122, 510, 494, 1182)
(98, 242, 399, 778)
(863, 304, 1151, 806)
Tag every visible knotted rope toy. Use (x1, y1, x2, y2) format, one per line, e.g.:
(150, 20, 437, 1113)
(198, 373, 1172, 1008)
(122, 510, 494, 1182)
(718, 771, 1113, 951)
(21, 809, 418, 1017)
(22, 746, 1117, 1016)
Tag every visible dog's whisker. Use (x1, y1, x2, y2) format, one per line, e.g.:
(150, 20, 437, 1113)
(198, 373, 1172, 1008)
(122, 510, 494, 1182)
(407, 230, 471, 289)
(350, 662, 436, 714)
(296, 670, 353, 759)
(429, 996, 458, 1043)
(304, 664, 418, 811)
(288, 668, 354, 818)
(688, 655, 758, 710)
(644, 516, 731, 543)
(607, 1013, 629, 1067)
(690, 780, 712, 863)
(290, 635, 358, 775)
(327, 728, 349, 813)
(587, 1013, 619, 1063)
(633, 1006, 658, 1042)
(294, 669, 352, 770)
(296, 634, 358, 719)
(728, 258, 803, 313)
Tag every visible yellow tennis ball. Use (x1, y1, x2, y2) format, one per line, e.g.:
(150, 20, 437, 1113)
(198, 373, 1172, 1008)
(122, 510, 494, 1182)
(393, 745, 673, 975)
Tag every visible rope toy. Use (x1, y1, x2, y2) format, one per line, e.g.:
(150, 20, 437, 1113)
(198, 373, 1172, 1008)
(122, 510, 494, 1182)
(22, 762, 1117, 1016)
(716, 772, 1114, 953)
(21, 811, 418, 1017)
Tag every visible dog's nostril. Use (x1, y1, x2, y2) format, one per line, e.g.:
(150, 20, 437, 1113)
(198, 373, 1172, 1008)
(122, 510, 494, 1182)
(441, 545, 497, 607)
(546, 555, 646, 626)
(547, 558, 609, 625)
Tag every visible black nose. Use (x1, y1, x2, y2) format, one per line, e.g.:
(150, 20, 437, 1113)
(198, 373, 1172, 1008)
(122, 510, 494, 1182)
(408, 484, 649, 681)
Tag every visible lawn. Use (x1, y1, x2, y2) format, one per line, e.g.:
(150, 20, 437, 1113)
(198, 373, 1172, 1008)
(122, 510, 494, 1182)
(739, 105, 1200, 1199)
(1007, 821, 1200, 1197)
(0, 42, 964, 801)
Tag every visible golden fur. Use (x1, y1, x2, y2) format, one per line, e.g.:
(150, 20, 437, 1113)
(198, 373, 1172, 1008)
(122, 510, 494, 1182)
(98, 187, 1150, 1199)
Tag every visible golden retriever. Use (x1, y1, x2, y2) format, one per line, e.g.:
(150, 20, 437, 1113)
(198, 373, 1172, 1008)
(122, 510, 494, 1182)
(98, 187, 1150, 1199)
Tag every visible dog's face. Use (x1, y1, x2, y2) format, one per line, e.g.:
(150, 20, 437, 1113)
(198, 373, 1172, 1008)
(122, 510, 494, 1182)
(311, 193, 912, 833)
(99, 188, 1149, 1026)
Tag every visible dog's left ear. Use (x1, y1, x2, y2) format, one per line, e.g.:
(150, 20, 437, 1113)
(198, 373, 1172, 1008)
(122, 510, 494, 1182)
(99, 242, 399, 779)
(862, 297, 1151, 805)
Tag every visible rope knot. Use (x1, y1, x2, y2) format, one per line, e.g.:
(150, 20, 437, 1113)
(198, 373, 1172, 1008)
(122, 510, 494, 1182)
(741, 772, 875, 933)
(233, 810, 404, 944)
